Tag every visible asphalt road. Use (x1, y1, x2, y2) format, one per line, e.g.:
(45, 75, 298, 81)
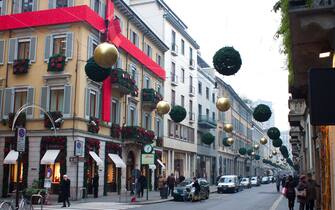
(133, 183, 284, 210)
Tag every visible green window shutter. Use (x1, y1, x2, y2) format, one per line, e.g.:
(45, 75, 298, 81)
(1, 0, 6, 15)
(32, 0, 38, 11)
(84, 88, 90, 119)
(13, 0, 21, 14)
(66, 32, 73, 60)
(95, 90, 101, 119)
(134, 106, 138, 125)
(142, 112, 145, 128)
(8, 38, 17, 64)
(44, 35, 51, 61)
(29, 37, 37, 63)
(40, 86, 49, 117)
(0, 40, 4, 65)
(148, 114, 152, 130)
(26, 87, 34, 118)
(3, 88, 14, 119)
(116, 101, 120, 124)
(63, 85, 72, 117)
(100, 1, 105, 18)
(0, 89, 3, 120)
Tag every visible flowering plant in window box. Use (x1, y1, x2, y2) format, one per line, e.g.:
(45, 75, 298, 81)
(111, 123, 121, 138)
(111, 68, 139, 96)
(47, 54, 66, 72)
(87, 116, 100, 133)
(142, 88, 163, 107)
(13, 59, 30, 74)
(121, 126, 155, 144)
(44, 111, 63, 129)
(8, 112, 26, 128)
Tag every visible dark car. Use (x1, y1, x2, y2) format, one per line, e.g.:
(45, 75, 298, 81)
(173, 178, 210, 201)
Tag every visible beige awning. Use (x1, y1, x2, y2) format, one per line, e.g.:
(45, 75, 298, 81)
(4, 150, 18, 164)
(157, 159, 166, 169)
(41, 150, 60, 165)
(89, 151, 103, 166)
(108, 154, 126, 168)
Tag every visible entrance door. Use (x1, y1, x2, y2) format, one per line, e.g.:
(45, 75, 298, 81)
(126, 151, 135, 190)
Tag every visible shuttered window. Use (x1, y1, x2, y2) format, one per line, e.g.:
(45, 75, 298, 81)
(87, 35, 98, 60)
(142, 112, 151, 130)
(14, 89, 27, 112)
(84, 87, 100, 119)
(13, 0, 37, 13)
(0, 40, 4, 65)
(3, 87, 34, 119)
(111, 99, 120, 124)
(49, 88, 64, 112)
(128, 103, 137, 126)
(49, 0, 74, 8)
(44, 32, 73, 61)
(40, 85, 71, 117)
(22, 0, 33, 12)
(8, 37, 36, 64)
(0, 0, 6, 15)
(0, 89, 3, 119)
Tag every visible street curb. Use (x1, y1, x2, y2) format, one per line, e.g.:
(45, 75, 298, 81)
(126, 198, 174, 205)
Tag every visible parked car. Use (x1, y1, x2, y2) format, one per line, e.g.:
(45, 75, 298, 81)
(250, 177, 260, 186)
(173, 178, 210, 201)
(261, 176, 270, 184)
(240, 177, 251, 188)
(217, 175, 240, 193)
(269, 176, 274, 183)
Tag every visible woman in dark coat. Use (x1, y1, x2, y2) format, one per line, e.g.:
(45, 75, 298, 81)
(285, 175, 296, 210)
(60, 175, 71, 207)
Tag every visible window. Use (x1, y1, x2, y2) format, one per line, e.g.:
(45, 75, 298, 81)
(50, 88, 64, 112)
(181, 95, 185, 107)
(181, 39, 185, 55)
(129, 64, 137, 84)
(56, 0, 68, 7)
(206, 109, 209, 118)
(156, 54, 162, 66)
(0, 0, 4, 15)
(129, 106, 136, 126)
(52, 35, 66, 56)
(22, 0, 33, 12)
(189, 100, 193, 113)
(14, 89, 27, 112)
(144, 113, 150, 129)
(206, 87, 209, 100)
(198, 82, 202, 94)
(155, 118, 161, 137)
(17, 39, 30, 60)
(189, 47, 193, 63)
(181, 68, 185, 83)
(130, 30, 139, 47)
(212, 93, 215, 103)
(171, 30, 176, 50)
(88, 89, 97, 117)
(111, 99, 119, 124)
(145, 43, 152, 58)
(171, 62, 177, 82)
(93, 0, 100, 13)
(156, 83, 162, 95)
(115, 15, 123, 33)
(144, 76, 150, 88)
(212, 112, 215, 121)
(171, 90, 176, 106)
(198, 104, 202, 116)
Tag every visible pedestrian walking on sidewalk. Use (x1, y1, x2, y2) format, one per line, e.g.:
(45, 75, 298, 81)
(276, 175, 281, 192)
(284, 175, 296, 210)
(296, 175, 307, 210)
(158, 175, 167, 199)
(306, 173, 320, 210)
(60, 175, 71, 208)
(167, 173, 176, 196)
(138, 173, 147, 198)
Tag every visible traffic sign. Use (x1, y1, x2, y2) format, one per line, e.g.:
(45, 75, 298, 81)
(17, 128, 26, 152)
(74, 140, 84, 157)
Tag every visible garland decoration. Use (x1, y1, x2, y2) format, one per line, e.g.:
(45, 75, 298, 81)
(213, 47, 242, 76)
(267, 127, 281, 140)
(239, 148, 247, 155)
(272, 138, 283, 148)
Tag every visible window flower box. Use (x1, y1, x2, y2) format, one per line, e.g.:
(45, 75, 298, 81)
(87, 116, 100, 133)
(8, 112, 26, 128)
(44, 111, 63, 129)
(13, 59, 30, 74)
(111, 123, 121, 139)
(121, 126, 155, 144)
(111, 68, 138, 96)
(47, 54, 66, 72)
(142, 88, 163, 110)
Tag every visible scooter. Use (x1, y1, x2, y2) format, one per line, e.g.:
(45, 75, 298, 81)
(188, 187, 201, 202)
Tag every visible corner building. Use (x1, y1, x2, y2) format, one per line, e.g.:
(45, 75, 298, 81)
(0, 0, 168, 199)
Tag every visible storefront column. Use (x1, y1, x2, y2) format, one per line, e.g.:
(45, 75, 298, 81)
(185, 153, 189, 178)
(28, 137, 41, 187)
(171, 150, 175, 175)
(98, 141, 105, 197)
(167, 150, 171, 176)
(121, 147, 127, 192)
(0, 137, 5, 197)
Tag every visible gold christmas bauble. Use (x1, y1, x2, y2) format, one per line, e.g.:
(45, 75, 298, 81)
(94, 42, 119, 68)
(272, 150, 277, 155)
(156, 101, 170, 115)
(251, 151, 256, 156)
(260, 137, 268, 145)
(269, 154, 273, 159)
(253, 144, 260, 150)
(226, 137, 234, 145)
(223, 123, 233, 133)
(216, 97, 231, 112)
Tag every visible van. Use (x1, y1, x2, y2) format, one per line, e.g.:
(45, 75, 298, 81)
(217, 175, 240, 193)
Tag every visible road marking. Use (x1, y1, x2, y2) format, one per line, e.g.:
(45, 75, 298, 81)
(269, 195, 283, 210)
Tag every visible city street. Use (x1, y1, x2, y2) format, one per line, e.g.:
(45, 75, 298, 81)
(38, 183, 298, 210)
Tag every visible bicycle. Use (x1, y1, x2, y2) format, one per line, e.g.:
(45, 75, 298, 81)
(0, 200, 15, 210)
(18, 195, 34, 210)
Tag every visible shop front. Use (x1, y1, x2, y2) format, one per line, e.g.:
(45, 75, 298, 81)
(126, 151, 136, 190)
(2, 137, 29, 197)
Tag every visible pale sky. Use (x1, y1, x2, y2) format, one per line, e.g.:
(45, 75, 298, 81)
(165, 0, 290, 131)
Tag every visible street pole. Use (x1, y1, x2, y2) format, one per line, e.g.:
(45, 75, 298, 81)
(15, 152, 21, 208)
(146, 167, 149, 201)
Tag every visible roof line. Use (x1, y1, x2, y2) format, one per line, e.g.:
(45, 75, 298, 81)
(156, 0, 188, 29)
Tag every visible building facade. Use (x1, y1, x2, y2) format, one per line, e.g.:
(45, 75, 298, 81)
(0, 0, 168, 199)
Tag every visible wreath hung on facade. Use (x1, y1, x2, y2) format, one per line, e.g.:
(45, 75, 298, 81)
(201, 133, 215, 145)
(169, 106, 187, 123)
(213, 47, 242, 76)
(239, 148, 247, 155)
(272, 138, 283, 148)
(267, 127, 280, 140)
(253, 104, 272, 122)
(85, 57, 111, 82)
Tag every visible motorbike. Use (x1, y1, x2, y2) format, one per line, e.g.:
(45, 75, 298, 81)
(187, 187, 202, 202)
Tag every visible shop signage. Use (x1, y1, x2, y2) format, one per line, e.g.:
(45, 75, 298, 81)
(44, 178, 52, 188)
(70, 156, 85, 163)
(74, 140, 84, 157)
(141, 154, 154, 165)
(17, 128, 26, 152)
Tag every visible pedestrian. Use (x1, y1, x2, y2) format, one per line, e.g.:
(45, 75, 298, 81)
(306, 173, 320, 210)
(167, 173, 176, 196)
(284, 175, 296, 210)
(60, 175, 71, 208)
(276, 175, 281, 192)
(138, 173, 147, 198)
(93, 173, 99, 198)
(282, 175, 287, 188)
(296, 175, 307, 210)
(158, 175, 167, 199)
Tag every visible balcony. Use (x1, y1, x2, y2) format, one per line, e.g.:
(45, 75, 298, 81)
(189, 86, 195, 97)
(121, 126, 155, 144)
(288, 99, 306, 127)
(171, 73, 178, 86)
(189, 59, 195, 70)
(171, 44, 178, 56)
(111, 68, 138, 96)
(142, 88, 163, 110)
(189, 112, 195, 123)
(198, 115, 217, 129)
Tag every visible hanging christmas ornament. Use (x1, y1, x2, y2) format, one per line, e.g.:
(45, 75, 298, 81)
(156, 101, 170, 115)
(216, 97, 231, 112)
(94, 42, 119, 68)
(223, 123, 233, 133)
(251, 151, 256, 156)
(272, 138, 283, 148)
(253, 144, 260, 150)
(169, 106, 187, 123)
(239, 148, 247, 155)
(213, 47, 242, 76)
(260, 137, 268, 145)
(272, 150, 278, 156)
(253, 104, 272, 122)
(201, 133, 215, 145)
(226, 137, 234, 146)
(85, 57, 111, 82)
(267, 127, 281, 140)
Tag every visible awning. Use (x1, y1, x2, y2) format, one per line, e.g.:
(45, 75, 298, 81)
(108, 154, 126, 168)
(41, 150, 60, 165)
(149, 164, 156, 170)
(157, 159, 166, 169)
(89, 151, 103, 166)
(4, 150, 18, 164)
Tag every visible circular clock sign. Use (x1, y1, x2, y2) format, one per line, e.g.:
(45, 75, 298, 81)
(143, 144, 153, 154)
